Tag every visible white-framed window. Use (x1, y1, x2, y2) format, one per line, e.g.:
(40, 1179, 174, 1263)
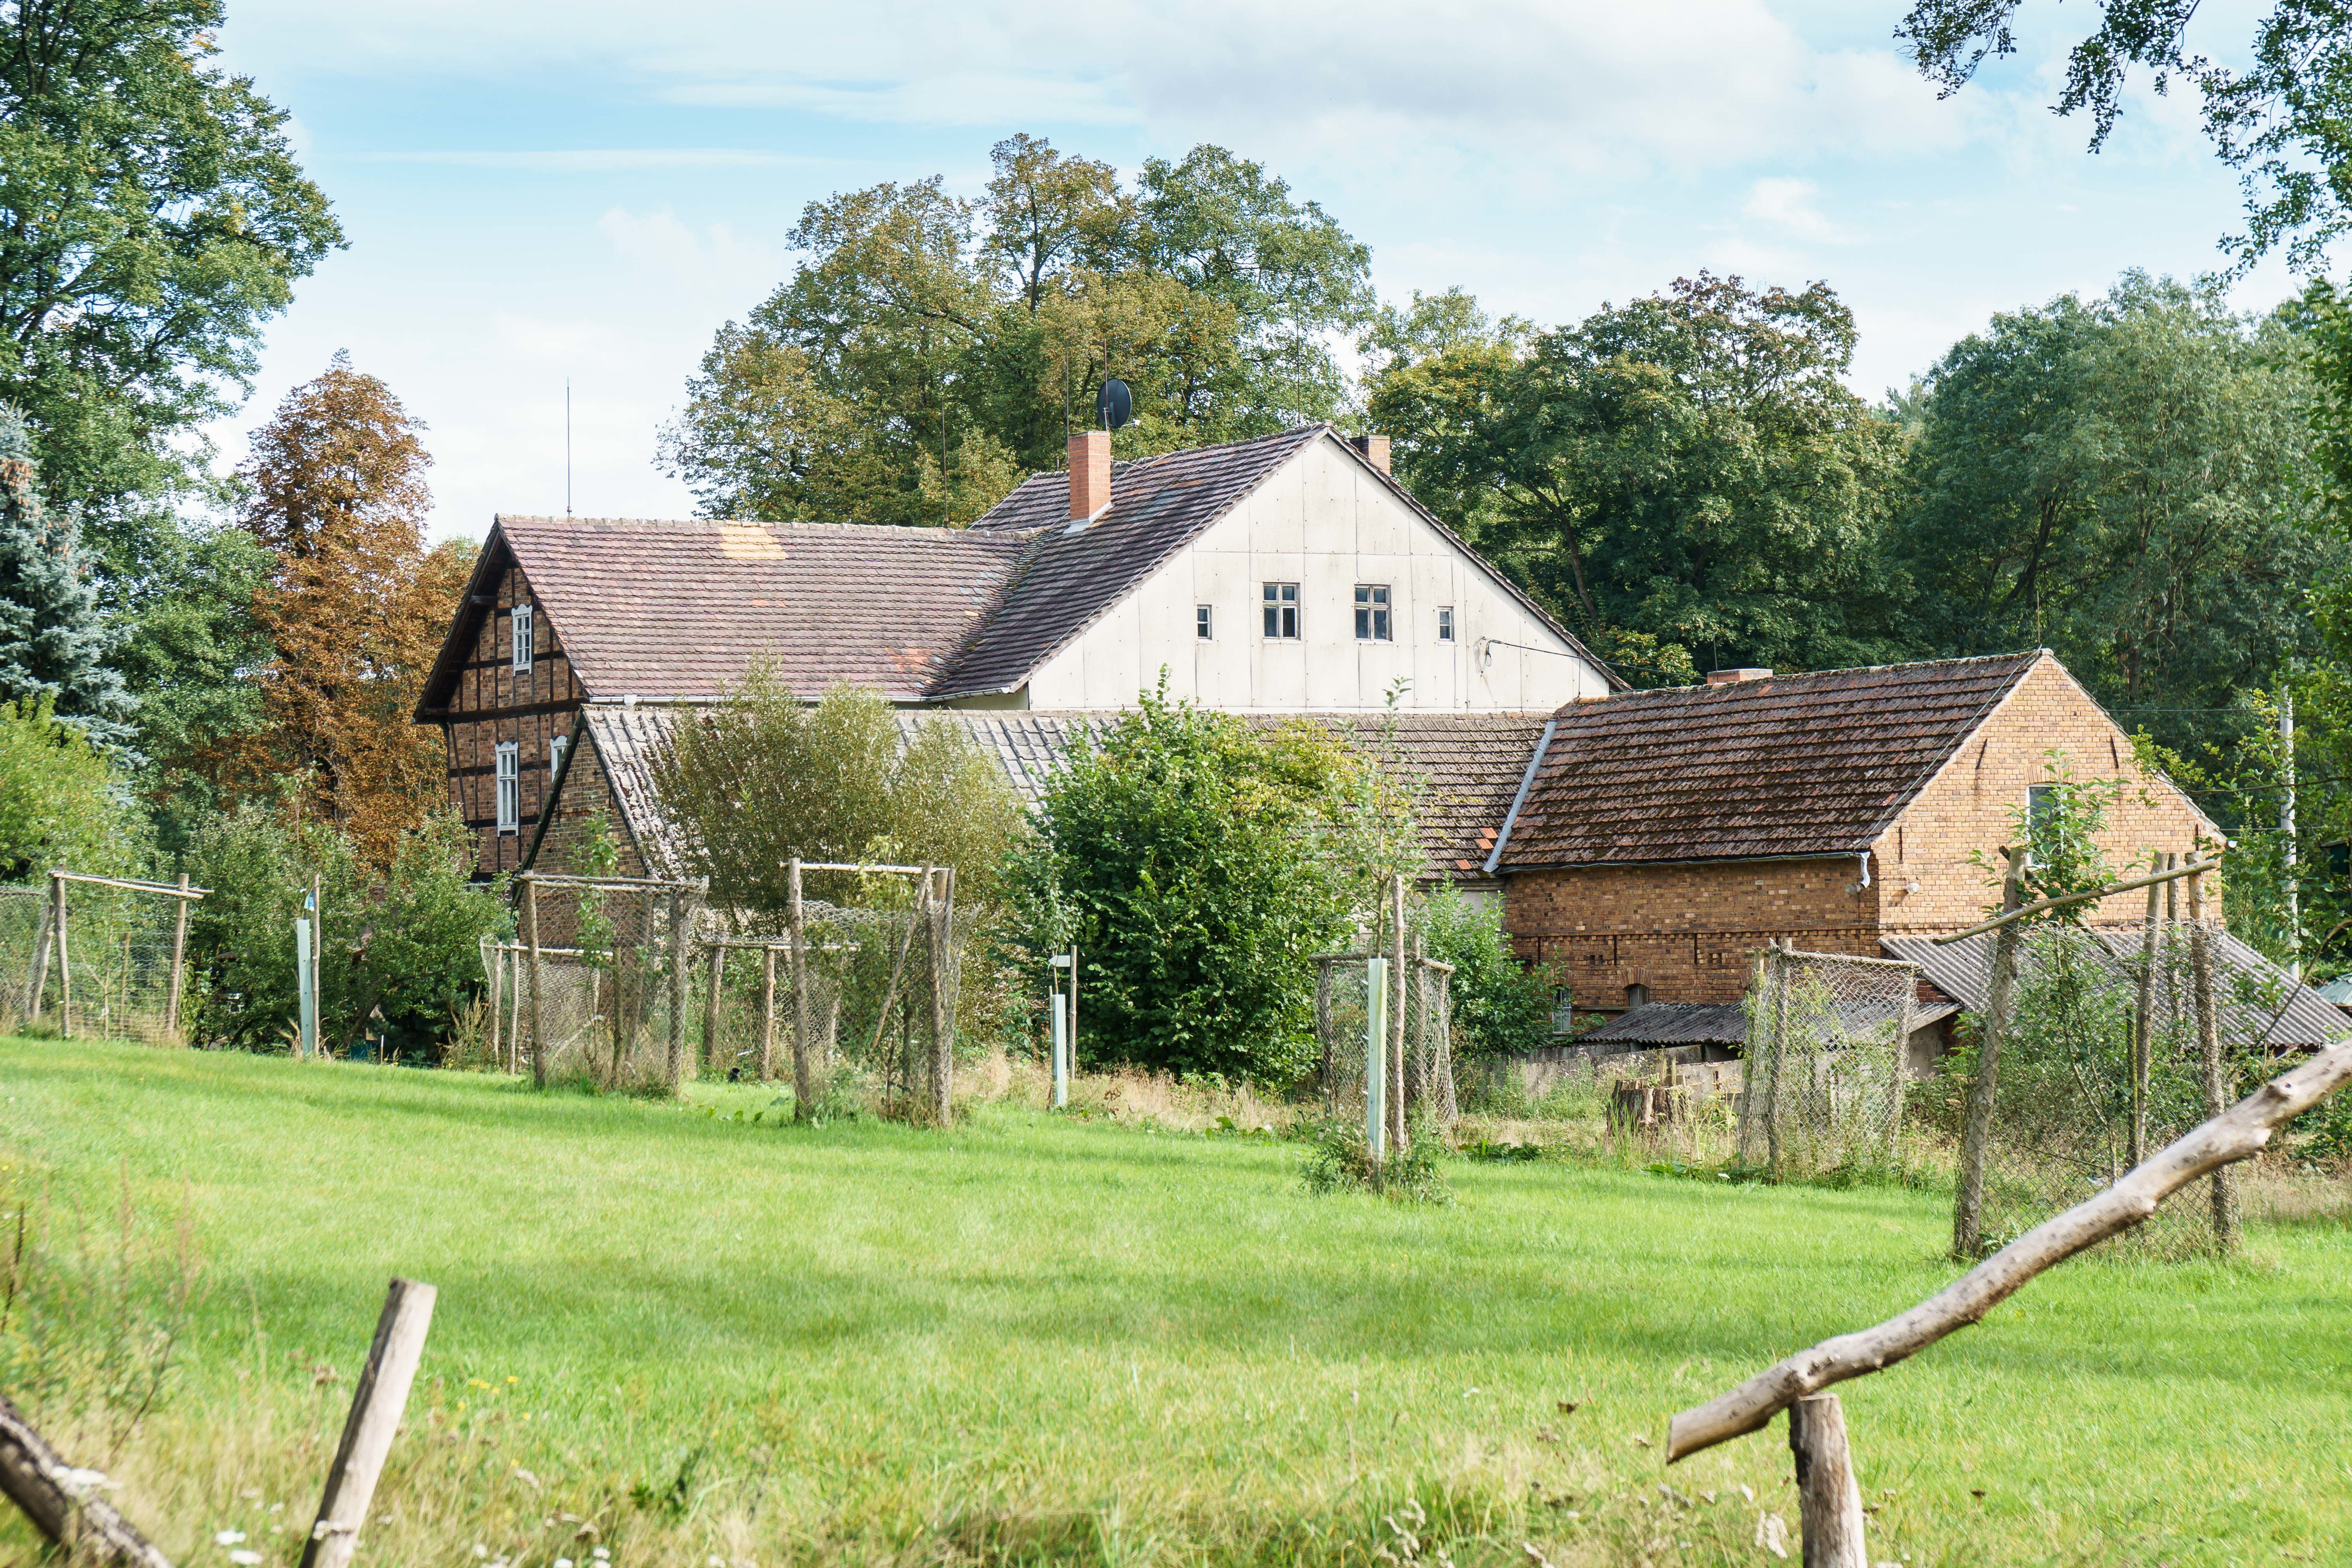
(1262, 583, 1300, 639)
(1354, 584, 1392, 641)
(511, 603, 534, 672)
(1196, 605, 1214, 640)
(494, 742, 520, 834)
(549, 733, 568, 779)
(1437, 606, 1455, 642)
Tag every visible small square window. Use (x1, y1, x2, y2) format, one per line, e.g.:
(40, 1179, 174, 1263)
(510, 604, 534, 673)
(1353, 584, 1391, 641)
(494, 742, 520, 834)
(1437, 606, 1455, 642)
(1262, 583, 1299, 639)
(1196, 605, 1213, 640)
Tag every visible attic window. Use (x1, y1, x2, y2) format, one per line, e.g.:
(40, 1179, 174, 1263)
(2026, 784, 2056, 868)
(1262, 583, 1299, 640)
(511, 604, 534, 672)
(1196, 605, 1213, 640)
(550, 733, 568, 779)
(1354, 584, 1391, 641)
(1437, 606, 1455, 642)
(495, 742, 519, 834)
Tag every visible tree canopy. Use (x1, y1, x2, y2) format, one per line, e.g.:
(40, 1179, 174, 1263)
(0, 400, 132, 746)
(658, 136, 1373, 527)
(0, 0, 342, 573)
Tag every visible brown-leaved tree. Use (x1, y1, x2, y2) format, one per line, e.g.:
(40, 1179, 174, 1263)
(235, 354, 469, 860)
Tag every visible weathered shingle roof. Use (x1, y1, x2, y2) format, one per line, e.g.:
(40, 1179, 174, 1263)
(932, 427, 1323, 698)
(1575, 998, 1957, 1048)
(1497, 652, 2045, 869)
(554, 703, 1538, 883)
(1881, 929, 2352, 1049)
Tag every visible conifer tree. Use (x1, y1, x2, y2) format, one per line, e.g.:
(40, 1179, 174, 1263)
(0, 405, 136, 750)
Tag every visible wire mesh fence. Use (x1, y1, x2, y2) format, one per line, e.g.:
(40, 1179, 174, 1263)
(1737, 945, 1917, 1180)
(506, 866, 962, 1116)
(0, 876, 196, 1046)
(1315, 949, 1456, 1138)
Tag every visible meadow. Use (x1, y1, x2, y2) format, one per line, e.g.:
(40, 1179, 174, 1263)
(1, 1036, 2348, 1568)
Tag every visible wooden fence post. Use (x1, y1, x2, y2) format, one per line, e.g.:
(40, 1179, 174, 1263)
(666, 889, 689, 1094)
(2130, 851, 2170, 1168)
(164, 873, 191, 1039)
(703, 942, 725, 1076)
(928, 867, 953, 1126)
(2187, 866, 2239, 1252)
(1766, 943, 1790, 1180)
(1954, 847, 2025, 1258)
(486, 945, 503, 1071)
(1315, 958, 1334, 1116)
(759, 943, 777, 1083)
(789, 858, 811, 1118)
(1788, 1394, 1868, 1568)
(523, 878, 546, 1089)
(53, 871, 71, 1040)
(298, 1278, 437, 1568)
(25, 870, 55, 1029)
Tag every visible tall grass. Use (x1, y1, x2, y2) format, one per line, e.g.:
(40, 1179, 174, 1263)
(0, 1038, 2346, 1566)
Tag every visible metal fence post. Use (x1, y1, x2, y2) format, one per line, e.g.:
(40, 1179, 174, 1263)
(1365, 956, 1388, 1161)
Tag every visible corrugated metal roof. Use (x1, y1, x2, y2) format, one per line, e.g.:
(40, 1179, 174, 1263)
(1880, 928, 2352, 1049)
(1577, 998, 1957, 1047)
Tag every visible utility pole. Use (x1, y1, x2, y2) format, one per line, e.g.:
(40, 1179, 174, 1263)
(2282, 688, 2300, 982)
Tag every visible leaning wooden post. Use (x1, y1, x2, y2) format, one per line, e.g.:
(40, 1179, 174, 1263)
(163, 872, 191, 1038)
(0, 1389, 178, 1566)
(928, 868, 954, 1125)
(25, 870, 56, 1029)
(1788, 1394, 1868, 1568)
(523, 877, 546, 1089)
(52, 871, 71, 1040)
(788, 858, 812, 1117)
(2187, 864, 2239, 1252)
(759, 943, 777, 1083)
(1389, 873, 1408, 1152)
(1954, 847, 2025, 1259)
(2129, 852, 2169, 1167)
(298, 1278, 437, 1568)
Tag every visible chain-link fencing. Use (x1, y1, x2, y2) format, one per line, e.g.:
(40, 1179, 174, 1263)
(0, 876, 198, 1046)
(1737, 945, 1917, 1180)
(507, 866, 962, 1116)
(1315, 949, 1456, 1139)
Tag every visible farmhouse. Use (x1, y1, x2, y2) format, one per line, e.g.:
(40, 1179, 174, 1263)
(413, 423, 1613, 879)
(1486, 650, 2265, 1052)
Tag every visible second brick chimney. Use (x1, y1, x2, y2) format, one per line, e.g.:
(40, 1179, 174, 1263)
(1705, 667, 1773, 686)
(1069, 430, 1111, 523)
(1350, 433, 1392, 475)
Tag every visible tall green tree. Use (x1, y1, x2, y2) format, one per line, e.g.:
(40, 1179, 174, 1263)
(0, 0, 342, 574)
(658, 136, 1372, 527)
(0, 402, 132, 746)
(1894, 272, 2332, 745)
(1367, 273, 1907, 678)
(1897, 0, 2352, 272)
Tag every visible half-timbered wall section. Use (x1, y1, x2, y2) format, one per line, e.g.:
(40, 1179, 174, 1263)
(439, 561, 583, 876)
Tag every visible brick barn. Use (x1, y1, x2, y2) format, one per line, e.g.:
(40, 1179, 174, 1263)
(1485, 650, 2234, 1056)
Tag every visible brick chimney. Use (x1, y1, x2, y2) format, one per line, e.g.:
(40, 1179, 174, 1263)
(1069, 430, 1111, 522)
(1351, 434, 1392, 475)
(1705, 667, 1773, 686)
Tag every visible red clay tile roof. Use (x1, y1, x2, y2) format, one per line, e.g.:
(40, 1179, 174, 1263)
(1495, 652, 2045, 869)
(421, 518, 1031, 709)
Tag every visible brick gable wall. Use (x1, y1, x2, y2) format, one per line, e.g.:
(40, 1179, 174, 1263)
(527, 735, 648, 880)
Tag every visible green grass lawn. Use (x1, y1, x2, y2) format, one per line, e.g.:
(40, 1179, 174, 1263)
(2, 1037, 2349, 1567)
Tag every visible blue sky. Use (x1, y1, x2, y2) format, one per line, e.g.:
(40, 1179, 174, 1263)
(207, 0, 2313, 540)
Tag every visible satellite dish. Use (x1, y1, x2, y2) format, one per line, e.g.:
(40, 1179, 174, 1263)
(1096, 378, 1132, 432)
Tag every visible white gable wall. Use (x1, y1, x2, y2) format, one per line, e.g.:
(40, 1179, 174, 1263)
(1023, 437, 1608, 711)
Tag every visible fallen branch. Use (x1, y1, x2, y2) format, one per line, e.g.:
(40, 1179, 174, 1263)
(1666, 1036, 2352, 1463)
(0, 1391, 176, 1566)
(1931, 854, 2220, 944)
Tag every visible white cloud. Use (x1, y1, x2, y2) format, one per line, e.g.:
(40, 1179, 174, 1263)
(1742, 178, 1850, 243)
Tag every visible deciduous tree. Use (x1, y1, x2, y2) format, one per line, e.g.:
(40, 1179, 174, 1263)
(234, 354, 468, 861)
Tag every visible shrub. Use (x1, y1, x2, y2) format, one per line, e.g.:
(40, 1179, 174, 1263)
(1299, 1115, 1452, 1203)
(0, 697, 148, 881)
(183, 807, 505, 1056)
(1419, 883, 1560, 1058)
(1007, 688, 1375, 1084)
